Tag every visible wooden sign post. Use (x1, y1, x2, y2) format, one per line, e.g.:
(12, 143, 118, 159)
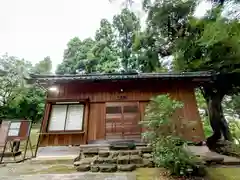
(0, 121, 11, 163)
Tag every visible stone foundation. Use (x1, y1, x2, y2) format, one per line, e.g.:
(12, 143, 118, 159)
(73, 146, 154, 172)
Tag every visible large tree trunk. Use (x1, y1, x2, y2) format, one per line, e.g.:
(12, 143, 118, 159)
(203, 87, 232, 151)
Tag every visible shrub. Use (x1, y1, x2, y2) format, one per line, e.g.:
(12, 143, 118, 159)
(141, 94, 205, 177)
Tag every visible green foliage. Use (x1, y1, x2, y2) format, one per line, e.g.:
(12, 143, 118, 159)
(228, 118, 240, 144)
(56, 37, 97, 74)
(113, 8, 140, 71)
(194, 90, 213, 137)
(0, 54, 48, 123)
(195, 89, 240, 143)
(201, 117, 213, 138)
(33, 56, 52, 74)
(93, 19, 120, 73)
(141, 95, 183, 139)
(142, 0, 240, 75)
(141, 94, 204, 176)
(56, 7, 167, 74)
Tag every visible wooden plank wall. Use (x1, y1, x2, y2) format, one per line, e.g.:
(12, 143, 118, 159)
(39, 133, 85, 146)
(177, 88, 205, 142)
(88, 103, 106, 141)
(39, 80, 204, 146)
(47, 80, 180, 102)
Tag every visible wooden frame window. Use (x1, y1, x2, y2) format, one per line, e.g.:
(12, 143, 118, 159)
(48, 103, 84, 132)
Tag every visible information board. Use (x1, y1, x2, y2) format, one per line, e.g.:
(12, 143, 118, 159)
(8, 122, 21, 136)
(65, 104, 84, 131)
(7, 120, 32, 141)
(48, 105, 66, 131)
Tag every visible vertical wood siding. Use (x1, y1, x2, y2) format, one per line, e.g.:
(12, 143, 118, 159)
(38, 80, 204, 146)
(88, 103, 105, 141)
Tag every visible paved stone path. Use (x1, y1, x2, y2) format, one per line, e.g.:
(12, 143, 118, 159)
(0, 161, 136, 180)
(1, 173, 136, 180)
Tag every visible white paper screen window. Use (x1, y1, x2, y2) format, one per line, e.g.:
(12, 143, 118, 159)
(65, 104, 84, 131)
(48, 105, 67, 131)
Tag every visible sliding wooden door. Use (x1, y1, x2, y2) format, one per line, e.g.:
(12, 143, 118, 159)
(105, 102, 141, 140)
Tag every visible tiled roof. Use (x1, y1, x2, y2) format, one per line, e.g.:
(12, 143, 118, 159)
(25, 71, 214, 85)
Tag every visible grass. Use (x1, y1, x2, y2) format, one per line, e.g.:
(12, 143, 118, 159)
(207, 167, 240, 180)
(19, 124, 40, 153)
(27, 164, 76, 174)
(136, 168, 172, 180)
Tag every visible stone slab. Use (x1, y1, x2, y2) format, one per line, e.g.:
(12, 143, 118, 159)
(36, 146, 80, 158)
(186, 145, 240, 165)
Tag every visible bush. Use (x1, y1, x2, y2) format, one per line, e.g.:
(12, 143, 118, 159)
(141, 94, 205, 177)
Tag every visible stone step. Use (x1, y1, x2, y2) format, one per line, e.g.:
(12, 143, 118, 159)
(76, 163, 154, 172)
(80, 141, 148, 152)
(31, 156, 75, 165)
(80, 144, 110, 151)
(74, 144, 153, 172)
(87, 139, 145, 145)
(74, 151, 155, 172)
(187, 146, 240, 166)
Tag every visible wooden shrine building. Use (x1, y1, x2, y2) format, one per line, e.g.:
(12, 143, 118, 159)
(26, 72, 213, 148)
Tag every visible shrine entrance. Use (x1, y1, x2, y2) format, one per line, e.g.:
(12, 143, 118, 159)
(105, 102, 142, 140)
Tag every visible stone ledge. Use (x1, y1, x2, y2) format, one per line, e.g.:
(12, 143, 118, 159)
(118, 164, 136, 172)
(73, 144, 155, 172)
(99, 164, 118, 172)
(76, 164, 90, 172)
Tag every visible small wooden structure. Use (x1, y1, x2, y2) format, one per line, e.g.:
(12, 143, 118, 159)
(26, 72, 213, 149)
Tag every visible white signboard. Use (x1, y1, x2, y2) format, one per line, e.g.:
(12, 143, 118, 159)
(8, 129, 20, 136)
(65, 104, 84, 131)
(8, 122, 21, 136)
(48, 105, 67, 131)
(10, 122, 21, 129)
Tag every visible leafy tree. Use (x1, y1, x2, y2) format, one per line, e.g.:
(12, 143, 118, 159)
(56, 9, 145, 74)
(0, 54, 32, 109)
(33, 56, 52, 74)
(142, 0, 240, 150)
(0, 54, 47, 123)
(133, 29, 168, 72)
(56, 37, 97, 74)
(93, 19, 119, 73)
(174, 9, 240, 145)
(113, 8, 141, 71)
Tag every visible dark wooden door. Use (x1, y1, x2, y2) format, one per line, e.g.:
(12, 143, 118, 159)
(105, 102, 141, 140)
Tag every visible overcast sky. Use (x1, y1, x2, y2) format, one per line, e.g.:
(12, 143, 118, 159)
(0, 0, 211, 72)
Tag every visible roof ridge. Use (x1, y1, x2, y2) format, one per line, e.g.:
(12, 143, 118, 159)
(28, 71, 213, 78)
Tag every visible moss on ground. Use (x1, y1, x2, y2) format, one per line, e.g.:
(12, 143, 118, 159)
(136, 168, 172, 180)
(136, 167, 240, 180)
(35, 164, 76, 174)
(31, 159, 73, 165)
(20, 164, 76, 175)
(207, 167, 240, 180)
